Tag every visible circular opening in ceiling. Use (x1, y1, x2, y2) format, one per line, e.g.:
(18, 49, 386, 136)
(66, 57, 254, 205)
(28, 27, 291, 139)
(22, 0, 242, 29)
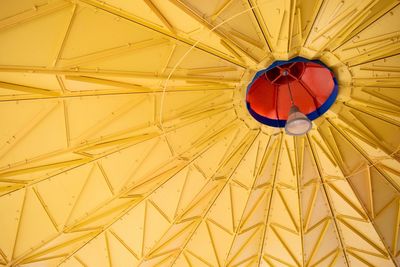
(246, 57, 338, 128)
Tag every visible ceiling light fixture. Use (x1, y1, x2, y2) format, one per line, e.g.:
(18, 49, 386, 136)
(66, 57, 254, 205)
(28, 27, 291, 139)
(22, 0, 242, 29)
(283, 70, 312, 136)
(246, 57, 338, 131)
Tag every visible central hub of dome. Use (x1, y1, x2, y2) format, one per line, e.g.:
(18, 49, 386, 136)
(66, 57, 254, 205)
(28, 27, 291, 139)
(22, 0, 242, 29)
(246, 57, 338, 128)
(266, 61, 305, 85)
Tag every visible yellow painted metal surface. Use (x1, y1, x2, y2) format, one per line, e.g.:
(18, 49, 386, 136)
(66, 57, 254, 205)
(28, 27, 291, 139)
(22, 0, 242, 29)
(0, 0, 399, 266)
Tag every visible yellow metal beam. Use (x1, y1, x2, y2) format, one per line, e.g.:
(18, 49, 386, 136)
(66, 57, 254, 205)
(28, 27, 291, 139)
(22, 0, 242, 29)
(224, 136, 273, 264)
(306, 134, 351, 266)
(228, 226, 262, 266)
(157, 130, 260, 266)
(287, 0, 296, 52)
(303, 183, 319, 232)
(327, 118, 400, 193)
(169, 0, 260, 63)
(0, 103, 60, 163)
(108, 230, 139, 260)
(14, 231, 99, 265)
(97, 162, 114, 195)
(211, 0, 233, 21)
(306, 219, 330, 266)
(0, 65, 240, 83)
(32, 187, 59, 231)
(347, 246, 389, 259)
(393, 199, 400, 255)
(264, 253, 296, 267)
(294, 136, 305, 267)
(309, 130, 399, 266)
(343, 101, 400, 128)
(277, 188, 299, 233)
(327, 182, 367, 220)
(51, 4, 77, 68)
(246, 0, 272, 52)
(271, 225, 301, 267)
(205, 221, 220, 266)
(143, 0, 175, 34)
(332, 1, 400, 51)
(316, 0, 379, 52)
(58, 38, 170, 68)
(11, 188, 28, 260)
(76, 0, 247, 68)
(256, 133, 283, 266)
(346, 250, 377, 267)
(0, 86, 234, 103)
(0, 158, 90, 179)
(0, 81, 60, 96)
(54, 121, 240, 265)
(74, 256, 88, 267)
(309, 249, 337, 267)
(229, 29, 264, 49)
(302, 0, 324, 47)
(0, 1, 71, 31)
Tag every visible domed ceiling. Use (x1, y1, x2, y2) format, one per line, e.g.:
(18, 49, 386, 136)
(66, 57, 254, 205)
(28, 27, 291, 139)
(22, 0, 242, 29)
(0, 0, 399, 266)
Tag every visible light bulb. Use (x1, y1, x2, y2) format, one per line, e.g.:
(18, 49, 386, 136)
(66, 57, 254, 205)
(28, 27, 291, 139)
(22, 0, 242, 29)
(285, 105, 312, 136)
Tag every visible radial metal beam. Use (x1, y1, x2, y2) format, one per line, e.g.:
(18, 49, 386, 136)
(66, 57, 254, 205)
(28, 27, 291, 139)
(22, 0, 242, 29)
(0, 86, 235, 103)
(58, 38, 170, 68)
(342, 101, 400, 127)
(332, 1, 400, 51)
(15, 231, 100, 265)
(32, 187, 59, 231)
(0, 96, 234, 176)
(315, 0, 378, 52)
(0, 103, 60, 163)
(326, 118, 400, 193)
(0, 81, 60, 96)
(168, 0, 259, 64)
(58, 122, 245, 266)
(256, 133, 283, 266)
(228, 29, 264, 49)
(305, 134, 351, 267)
(211, 0, 234, 21)
(337, 217, 388, 257)
(131, 129, 259, 265)
(0, 121, 159, 174)
(294, 137, 306, 267)
(167, 130, 261, 266)
(76, 0, 247, 68)
(0, 158, 91, 179)
(0, 1, 71, 31)
(311, 4, 358, 43)
(11, 188, 28, 260)
(346, 45, 400, 67)
(289, 0, 298, 52)
(0, 65, 240, 83)
(323, 120, 399, 266)
(51, 4, 77, 68)
(246, 0, 272, 52)
(11, 119, 240, 265)
(306, 219, 331, 266)
(302, 0, 324, 47)
(223, 135, 273, 265)
(143, 0, 176, 34)
(108, 230, 139, 260)
(187, 66, 238, 74)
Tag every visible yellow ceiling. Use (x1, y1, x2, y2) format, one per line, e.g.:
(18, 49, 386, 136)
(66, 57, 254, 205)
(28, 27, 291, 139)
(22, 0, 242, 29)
(0, 0, 399, 266)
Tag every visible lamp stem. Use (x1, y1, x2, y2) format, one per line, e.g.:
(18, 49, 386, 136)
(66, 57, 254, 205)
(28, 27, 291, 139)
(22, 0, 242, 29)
(285, 74, 294, 105)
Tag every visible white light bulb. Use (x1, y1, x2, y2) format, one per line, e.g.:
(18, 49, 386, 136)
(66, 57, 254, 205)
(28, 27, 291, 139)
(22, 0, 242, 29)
(285, 105, 312, 136)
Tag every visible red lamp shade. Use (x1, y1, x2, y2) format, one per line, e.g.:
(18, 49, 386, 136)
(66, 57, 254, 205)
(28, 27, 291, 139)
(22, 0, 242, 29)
(246, 57, 338, 128)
